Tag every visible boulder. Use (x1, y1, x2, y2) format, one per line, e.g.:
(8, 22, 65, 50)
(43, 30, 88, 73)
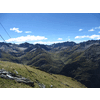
(0, 69, 34, 87)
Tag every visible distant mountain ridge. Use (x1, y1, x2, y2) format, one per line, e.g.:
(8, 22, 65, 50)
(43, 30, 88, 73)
(0, 39, 99, 52)
(0, 40, 100, 87)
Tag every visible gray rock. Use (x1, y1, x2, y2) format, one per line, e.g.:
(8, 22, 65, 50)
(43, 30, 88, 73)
(6, 74, 14, 79)
(38, 83, 45, 88)
(50, 85, 53, 88)
(0, 69, 34, 87)
(0, 74, 8, 79)
(14, 70, 18, 74)
(36, 81, 46, 88)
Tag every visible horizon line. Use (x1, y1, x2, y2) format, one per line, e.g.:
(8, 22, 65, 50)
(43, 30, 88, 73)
(0, 39, 100, 45)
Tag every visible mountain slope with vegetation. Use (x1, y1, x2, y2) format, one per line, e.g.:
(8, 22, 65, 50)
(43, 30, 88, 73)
(21, 48, 64, 73)
(0, 61, 86, 88)
(0, 40, 100, 87)
(60, 44, 100, 88)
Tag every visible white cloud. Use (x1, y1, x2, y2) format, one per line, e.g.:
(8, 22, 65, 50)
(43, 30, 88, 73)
(75, 35, 89, 39)
(6, 35, 47, 43)
(34, 41, 65, 45)
(75, 34, 100, 39)
(95, 26, 100, 29)
(10, 27, 22, 33)
(25, 31, 32, 33)
(98, 31, 100, 33)
(79, 29, 83, 31)
(89, 35, 100, 39)
(88, 29, 94, 31)
(68, 39, 70, 41)
(58, 38, 62, 40)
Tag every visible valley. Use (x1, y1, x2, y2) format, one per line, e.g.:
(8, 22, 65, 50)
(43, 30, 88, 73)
(0, 40, 100, 87)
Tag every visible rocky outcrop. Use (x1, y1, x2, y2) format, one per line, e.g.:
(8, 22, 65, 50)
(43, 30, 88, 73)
(0, 69, 34, 87)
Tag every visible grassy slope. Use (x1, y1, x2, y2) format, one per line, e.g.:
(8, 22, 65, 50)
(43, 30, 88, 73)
(21, 48, 64, 73)
(0, 61, 86, 88)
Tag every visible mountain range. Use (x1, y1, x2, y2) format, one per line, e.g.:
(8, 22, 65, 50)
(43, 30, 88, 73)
(0, 40, 100, 87)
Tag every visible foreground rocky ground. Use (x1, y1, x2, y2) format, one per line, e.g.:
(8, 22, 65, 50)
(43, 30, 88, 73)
(0, 61, 86, 88)
(0, 69, 34, 87)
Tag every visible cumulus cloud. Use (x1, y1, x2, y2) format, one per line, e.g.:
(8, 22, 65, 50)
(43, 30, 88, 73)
(58, 38, 62, 40)
(75, 35, 89, 39)
(25, 31, 32, 33)
(90, 35, 100, 39)
(10, 27, 22, 33)
(75, 34, 100, 39)
(88, 29, 94, 31)
(6, 35, 47, 43)
(79, 29, 83, 31)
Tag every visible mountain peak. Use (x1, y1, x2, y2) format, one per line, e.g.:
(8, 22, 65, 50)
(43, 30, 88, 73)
(18, 42, 33, 47)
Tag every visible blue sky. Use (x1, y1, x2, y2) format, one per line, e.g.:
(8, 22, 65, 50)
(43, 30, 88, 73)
(0, 13, 100, 45)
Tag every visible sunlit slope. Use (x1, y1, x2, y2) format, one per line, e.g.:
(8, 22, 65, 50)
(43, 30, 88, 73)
(0, 61, 86, 88)
(21, 48, 64, 73)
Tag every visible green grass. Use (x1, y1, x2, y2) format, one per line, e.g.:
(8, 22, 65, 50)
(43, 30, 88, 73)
(0, 61, 86, 88)
(0, 78, 32, 88)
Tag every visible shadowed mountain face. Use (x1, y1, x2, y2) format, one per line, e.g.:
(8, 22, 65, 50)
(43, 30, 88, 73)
(60, 44, 100, 88)
(0, 40, 100, 87)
